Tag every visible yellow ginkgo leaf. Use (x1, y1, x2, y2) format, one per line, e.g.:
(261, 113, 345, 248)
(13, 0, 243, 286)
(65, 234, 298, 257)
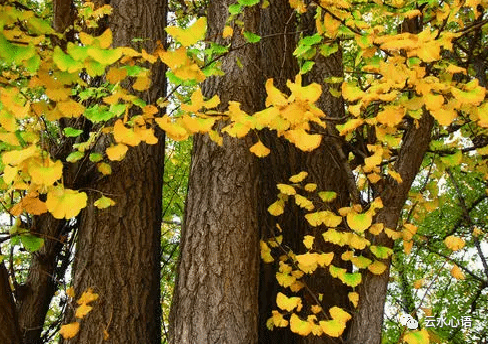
(318, 191, 337, 203)
(276, 292, 302, 312)
(369, 223, 384, 235)
(250, 140, 270, 157)
(342, 82, 364, 101)
(260, 241, 274, 263)
(113, 120, 141, 147)
(404, 240, 413, 255)
(75, 303, 93, 319)
(222, 25, 233, 38)
(66, 287, 75, 298)
(319, 319, 346, 337)
(304, 183, 317, 192)
(329, 306, 352, 323)
(277, 183, 296, 195)
(290, 313, 312, 336)
(444, 235, 465, 251)
(77, 288, 99, 305)
(283, 129, 322, 152)
(59, 322, 80, 339)
(451, 265, 465, 280)
(348, 292, 359, 308)
(276, 271, 295, 288)
(403, 224, 418, 240)
(106, 144, 128, 161)
(28, 158, 63, 186)
(403, 329, 430, 344)
(350, 255, 372, 269)
(56, 98, 86, 118)
(303, 235, 314, 249)
(289, 171, 308, 183)
(268, 200, 284, 216)
(323, 211, 343, 227)
(388, 170, 402, 183)
(97, 162, 112, 175)
(296, 253, 318, 273)
(346, 212, 372, 233)
(20, 192, 48, 215)
(270, 310, 288, 327)
(155, 116, 189, 141)
(46, 188, 88, 219)
(166, 18, 207, 46)
(368, 260, 387, 275)
(294, 194, 314, 210)
(317, 252, 334, 267)
(2, 145, 38, 165)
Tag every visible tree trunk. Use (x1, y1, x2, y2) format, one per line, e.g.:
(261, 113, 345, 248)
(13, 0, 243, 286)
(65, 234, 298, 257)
(68, 1, 167, 343)
(169, 2, 263, 343)
(0, 252, 21, 344)
(16, 216, 70, 344)
(345, 112, 434, 344)
(258, 3, 353, 344)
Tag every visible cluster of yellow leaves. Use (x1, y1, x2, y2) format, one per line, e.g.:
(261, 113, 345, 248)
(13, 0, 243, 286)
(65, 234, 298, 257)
(60, 288, 99, 339)
(2, 146, 88, 219)
(220, 76, 327, 155)
(287, 306, 352, 337)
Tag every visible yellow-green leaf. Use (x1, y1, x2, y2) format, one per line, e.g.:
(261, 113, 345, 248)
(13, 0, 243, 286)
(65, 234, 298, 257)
(403, 329, 430, 344)
(94, 196, 115, 209)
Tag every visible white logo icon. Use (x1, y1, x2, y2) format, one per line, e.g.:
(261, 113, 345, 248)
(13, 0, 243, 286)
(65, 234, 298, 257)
(399, 314, 419, 330)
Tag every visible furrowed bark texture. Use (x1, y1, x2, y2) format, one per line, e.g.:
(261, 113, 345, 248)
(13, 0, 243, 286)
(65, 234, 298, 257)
(169, 2, 263, 344)
(0, 253, 21, 344)
(69, 1, 167, 343)
(16, 216, 69, 344)
(258, 3, 352, 343)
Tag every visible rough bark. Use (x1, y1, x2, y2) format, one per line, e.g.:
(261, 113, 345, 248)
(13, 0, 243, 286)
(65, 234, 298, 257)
(68, 1, 167, 343)
(16, 217, 69, 344)
(169, 2, 263, 344)
(258, 3, 353, 343)
(0, 251, 21, 344)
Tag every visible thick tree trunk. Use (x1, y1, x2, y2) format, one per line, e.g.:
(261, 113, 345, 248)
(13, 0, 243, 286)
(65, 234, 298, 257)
(169, 2, 263, 344)
(258, 3, 353, 344)
(68, 1, 167, 343)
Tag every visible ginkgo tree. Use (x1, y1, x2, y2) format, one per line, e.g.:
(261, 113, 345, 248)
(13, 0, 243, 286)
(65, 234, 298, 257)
(0, 0, 487, 343)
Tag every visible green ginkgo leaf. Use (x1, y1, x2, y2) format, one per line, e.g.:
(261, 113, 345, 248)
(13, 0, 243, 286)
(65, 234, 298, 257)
(53, 46, 83, 73)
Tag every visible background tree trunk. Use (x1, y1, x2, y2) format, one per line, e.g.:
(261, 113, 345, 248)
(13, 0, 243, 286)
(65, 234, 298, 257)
(0, 253, 21, 344)
(68, 1, 167, 343)
(169, 2, 263, 343)
(258, 3, 353, 343)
